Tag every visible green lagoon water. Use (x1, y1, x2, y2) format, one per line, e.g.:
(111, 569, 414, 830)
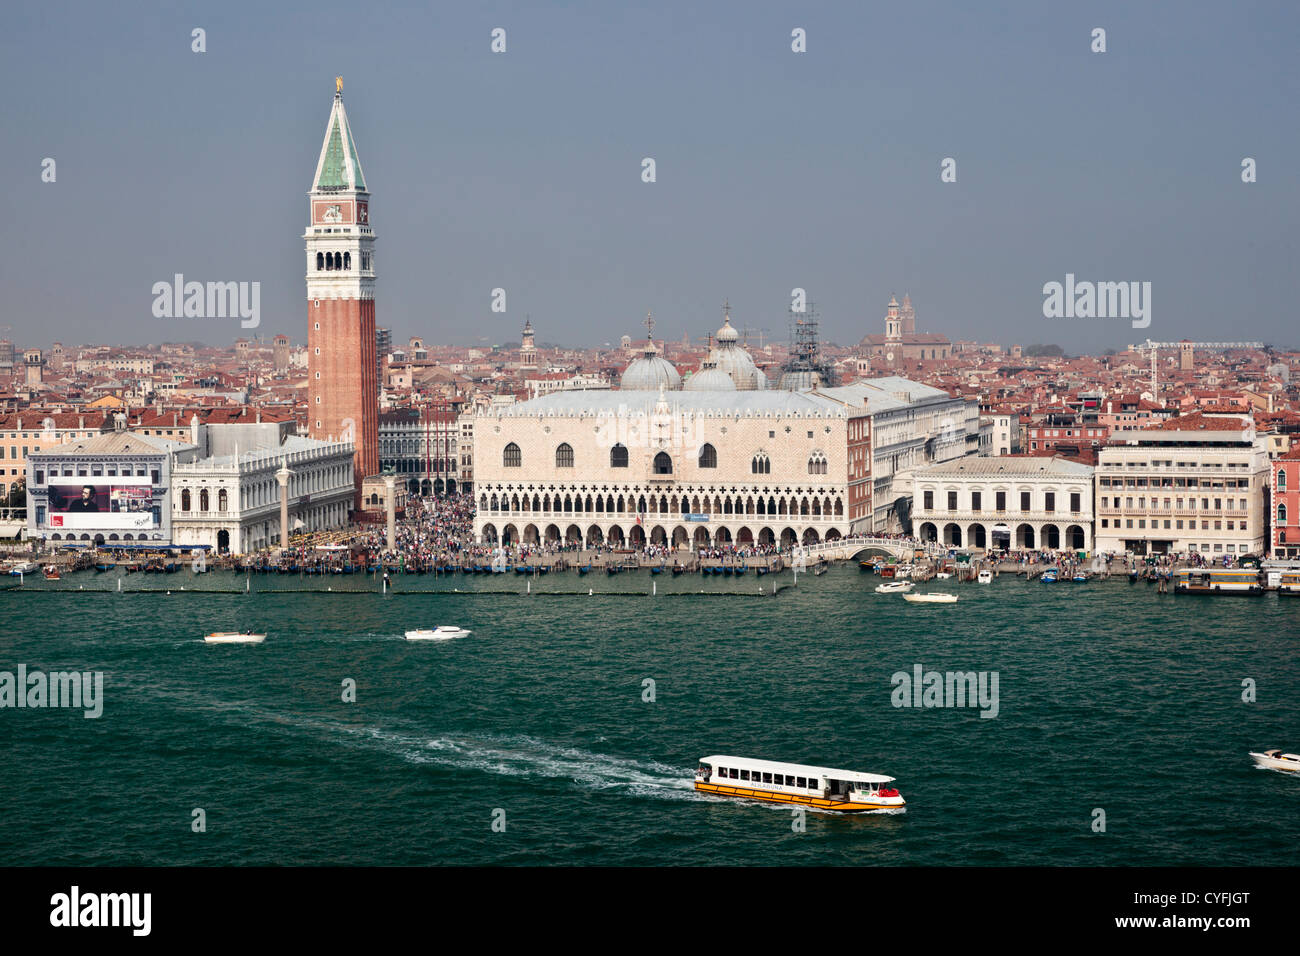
(2, 567, 1298, 866)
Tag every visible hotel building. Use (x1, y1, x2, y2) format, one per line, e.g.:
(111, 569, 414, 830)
(1093, 413, 1267, 556)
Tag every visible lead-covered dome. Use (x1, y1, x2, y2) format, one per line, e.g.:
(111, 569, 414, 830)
(621, 346, 682, 390)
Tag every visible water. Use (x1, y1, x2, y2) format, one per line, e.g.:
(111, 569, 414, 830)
(2, 568, 1298, 865)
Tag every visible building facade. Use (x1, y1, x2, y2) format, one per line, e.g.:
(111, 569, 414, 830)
(912, 456, 1094, 551)
(305, 79, 379, 508)
(170, 424, 354, 554)
(471, 375, 977, 548)
(26, 421, 191, 546)
(1094, 414, 1267, 556)
(1271, 448, 1300, 559)
(378, 406, 460, 496)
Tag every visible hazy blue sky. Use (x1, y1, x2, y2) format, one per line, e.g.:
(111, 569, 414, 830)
(3, 0, 1297, 354)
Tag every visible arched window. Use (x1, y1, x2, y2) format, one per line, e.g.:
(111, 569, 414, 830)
(503, 443, 521, 467)
(198, 488, 209, 511)
(556, 443, 574, 468)
(1279, 470, 1288, 492)
(218, 488, 228, 512)
(1280, 503, 1288, 526)
(316, 252, 324, 271)
(181, 488, 191, 511)
(654, 452, 672, 474)
(610, 444, 629, 468)
(333, 252, 342, 270)
(698, 443, 717, 468)
(751, 453, 770, 475)
(343, 252, 351, 270)
(324, 253, 333, 271)
(808, 451, 827, 475)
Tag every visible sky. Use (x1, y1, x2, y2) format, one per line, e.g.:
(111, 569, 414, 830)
(2, 0, 1298, 355)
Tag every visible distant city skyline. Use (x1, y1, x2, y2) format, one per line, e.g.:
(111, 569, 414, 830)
(4, 1, 1298, 353)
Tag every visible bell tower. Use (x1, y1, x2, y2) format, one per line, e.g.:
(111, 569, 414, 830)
(305, 77, 378, 508)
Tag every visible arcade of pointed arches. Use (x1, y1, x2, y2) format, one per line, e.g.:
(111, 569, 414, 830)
(475, 482, 847, 549)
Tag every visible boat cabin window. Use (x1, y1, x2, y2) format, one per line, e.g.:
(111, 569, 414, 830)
(796, 777, 807, 788)
(729, 768, 738, 779)
(762, 772, 772, 784)
(740, 770, 750, 781)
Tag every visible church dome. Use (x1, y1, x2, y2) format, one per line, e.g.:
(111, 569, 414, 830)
(715, 314, 740, 344)
(685, 363, 736, 391)
(620, 347, 682, 390)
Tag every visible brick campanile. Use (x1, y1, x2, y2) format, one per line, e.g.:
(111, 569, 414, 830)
(305, 77, 379, 509)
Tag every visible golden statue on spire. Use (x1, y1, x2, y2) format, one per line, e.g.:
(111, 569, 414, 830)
(335, 76, 344, 93)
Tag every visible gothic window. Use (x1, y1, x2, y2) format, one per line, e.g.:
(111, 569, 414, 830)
(698, 443, 717, 468)
(503, 443, 521, 468)
(610, 444, 629, 468)
(654, 452, 672, 474)
(556, 443, 574, 468)
(752, 453, 770, 474)
(1280, 504, 1288, 526)
(1279, 470, 1288, 492)
(808, 451, 827, 475)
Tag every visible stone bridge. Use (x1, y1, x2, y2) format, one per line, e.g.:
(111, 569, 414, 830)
(794, 535, 940, 564)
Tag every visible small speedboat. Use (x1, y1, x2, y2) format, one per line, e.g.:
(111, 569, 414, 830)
(1249, 750, 1300, 773)
(578, 565, 591, 576)
(977, 570, 993, 584)
(1072, 574, 1088, 582)
(204, 632, 266, 644)
(405, 626, 471, 641)
(903, 592, 958, 604)
(43, 565, 61, 580)
(875, 581, 914, 594)
(1040, 569, 1058, 583)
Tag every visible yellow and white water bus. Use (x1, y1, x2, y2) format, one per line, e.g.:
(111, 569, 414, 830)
(694, 756, 905, 812)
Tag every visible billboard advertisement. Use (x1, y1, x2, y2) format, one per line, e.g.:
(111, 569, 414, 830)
(46, 479, 156, 531)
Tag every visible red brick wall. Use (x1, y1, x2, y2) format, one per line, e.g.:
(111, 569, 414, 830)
(307, 297, 379, 509)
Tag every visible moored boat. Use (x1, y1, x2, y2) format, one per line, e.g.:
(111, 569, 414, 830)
(204, 631, 266, 644)
(903, 592, 957, 604)
(875, 581, 914, 594)
(1175, 568, 1262, 594)
(694, 756, 904, 812)
(8, 561, 38, 576)
(1249, 750, 1300, 773)
(43, 565, 61, 580)
(977, 569, 993, 584)
(1040, 569, 1058, 583)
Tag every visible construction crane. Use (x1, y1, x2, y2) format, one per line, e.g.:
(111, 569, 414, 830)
(740, 327, 771, 348)
(1132, 339, 1265, 396)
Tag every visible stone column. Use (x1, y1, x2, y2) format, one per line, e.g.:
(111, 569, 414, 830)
(276, 462, 292, 551)
(384, 473, 397, 552)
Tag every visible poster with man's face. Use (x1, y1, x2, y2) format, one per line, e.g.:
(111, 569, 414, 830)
(47, 480, 155, 529)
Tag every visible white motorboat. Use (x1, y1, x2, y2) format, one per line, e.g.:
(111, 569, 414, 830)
(1249, 750, 1300, 773)
(903, 592, 958, 604)
(875, 581, 914, 594)
(204, 631, 266, 644)
(977, 570, 993, 584)
(405, 626, 472, 641)
(935, 571, 952, 579)
(8, 561, 38, 576)
(895, 564, 914, 579)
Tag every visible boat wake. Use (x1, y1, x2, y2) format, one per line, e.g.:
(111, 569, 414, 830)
(404, 732, 698, 800)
